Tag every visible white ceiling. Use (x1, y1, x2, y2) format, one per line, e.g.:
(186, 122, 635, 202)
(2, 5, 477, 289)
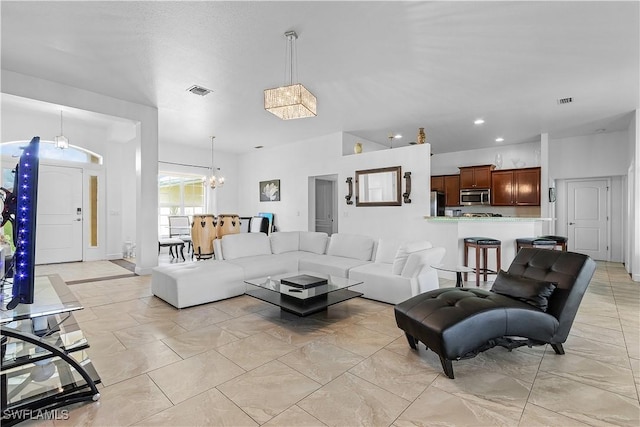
(1, 1, 638, 154)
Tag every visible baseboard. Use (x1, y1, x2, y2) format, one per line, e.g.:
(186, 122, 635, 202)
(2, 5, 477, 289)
(632, 273, 640, 282)
(106, 253, 124, 260)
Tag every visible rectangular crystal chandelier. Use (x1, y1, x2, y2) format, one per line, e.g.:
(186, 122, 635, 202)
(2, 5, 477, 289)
(264, 83, 317, 120)
(264, 31, 317, 120)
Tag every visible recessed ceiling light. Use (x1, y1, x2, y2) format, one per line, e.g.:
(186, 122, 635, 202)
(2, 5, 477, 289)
(495, 137, 504, 142)
(254, 145, 264, 149)
(394, 134, 402, 139)
(474, 119, 485, 125)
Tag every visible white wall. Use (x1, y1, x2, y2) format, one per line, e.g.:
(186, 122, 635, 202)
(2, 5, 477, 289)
(121, 141, 137, 256)
(237, 132, 431, 241)
(0, 94, 139, 261)
(238, 133, 343, 231)
(550, 130, 630, 263)
(430, 141, 541, 175)
(2, 71, 159, 275)
(628, 110, 640, 281)
(341, 132, 387, 156)
(339, 143, 431, 241)
(549, 131, 629, 179)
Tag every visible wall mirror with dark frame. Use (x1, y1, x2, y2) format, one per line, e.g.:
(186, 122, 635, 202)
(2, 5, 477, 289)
(355, 166, 402, 206)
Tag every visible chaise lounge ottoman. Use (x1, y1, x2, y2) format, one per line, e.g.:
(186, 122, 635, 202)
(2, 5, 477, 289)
(151, 261, 245, 308)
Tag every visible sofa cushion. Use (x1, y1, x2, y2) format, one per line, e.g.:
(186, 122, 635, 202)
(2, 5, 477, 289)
(326, 233, 375, 261)
(151, 261, 245, 308)
(270, 231, 300, 254)
(374, 238, 403, 264)
(392, 241, 433, 275)
(298, 254, 371, 277)
(491, 270, 557, 312)
(349, 262, 414, 304)
(299, 232, 329, 254)
(220, 233, 272, 260)
(226, 254, 298, 279)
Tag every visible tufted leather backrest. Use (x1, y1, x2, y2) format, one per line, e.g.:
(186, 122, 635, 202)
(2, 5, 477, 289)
(507, 248, 596, 341)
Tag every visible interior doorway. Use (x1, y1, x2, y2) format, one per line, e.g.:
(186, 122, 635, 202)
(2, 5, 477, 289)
(311, 175, 338, 235)
(36, 164, 84, 264)
(566, 178, 610, 260)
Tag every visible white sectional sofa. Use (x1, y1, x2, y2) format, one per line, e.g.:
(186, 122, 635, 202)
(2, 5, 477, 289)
(151, 231, 445, 309)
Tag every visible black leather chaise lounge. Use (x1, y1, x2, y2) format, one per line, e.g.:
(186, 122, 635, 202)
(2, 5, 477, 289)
(394, 248, 596, 379)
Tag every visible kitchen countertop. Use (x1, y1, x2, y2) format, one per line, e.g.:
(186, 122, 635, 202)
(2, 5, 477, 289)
(424, 216, 554, 222)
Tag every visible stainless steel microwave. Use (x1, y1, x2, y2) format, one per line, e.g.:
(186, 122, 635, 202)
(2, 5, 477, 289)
(460, 188, 491, 206)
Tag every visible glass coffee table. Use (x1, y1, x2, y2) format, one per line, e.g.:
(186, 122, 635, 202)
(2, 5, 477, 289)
(244, 271, 363, 316)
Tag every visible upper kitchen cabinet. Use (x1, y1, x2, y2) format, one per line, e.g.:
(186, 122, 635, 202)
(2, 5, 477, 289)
(459, 165, 494, 189)
(491, 167, 541, 206)
(431, 175, 444, 192)
(431, 174, 460, 206)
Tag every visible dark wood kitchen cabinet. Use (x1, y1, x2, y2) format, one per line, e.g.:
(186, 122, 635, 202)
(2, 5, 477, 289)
(459, 165, 494, 189)
(491, 167, 540, 206)
(431, 176, 444, 192)
(431, 174, 460, 206)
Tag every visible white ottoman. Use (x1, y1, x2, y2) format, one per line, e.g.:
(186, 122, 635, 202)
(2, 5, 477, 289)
(151, 260, 245, 308)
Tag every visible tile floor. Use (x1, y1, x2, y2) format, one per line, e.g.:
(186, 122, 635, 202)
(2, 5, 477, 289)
(25, 259, 640, 426)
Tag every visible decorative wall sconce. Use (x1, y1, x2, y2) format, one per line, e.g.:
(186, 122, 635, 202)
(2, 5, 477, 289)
(345, 177, 354, 205)
(403, 172, 412, 203)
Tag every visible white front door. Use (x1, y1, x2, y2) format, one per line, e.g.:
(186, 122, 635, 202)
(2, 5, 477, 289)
(315, 179, 335, 235)
(36, 165, 83, 264)
(567, 179, 609, 260)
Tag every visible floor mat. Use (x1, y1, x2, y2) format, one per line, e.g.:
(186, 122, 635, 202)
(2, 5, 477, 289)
(109, 259, 136, 272)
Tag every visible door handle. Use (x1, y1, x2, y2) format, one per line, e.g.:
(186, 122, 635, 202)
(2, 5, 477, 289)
(569, 222, 575, 225)
(75, 218, 82, 222)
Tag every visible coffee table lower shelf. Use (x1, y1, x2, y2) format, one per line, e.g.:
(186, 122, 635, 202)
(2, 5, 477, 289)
(245, 288, 363, 317)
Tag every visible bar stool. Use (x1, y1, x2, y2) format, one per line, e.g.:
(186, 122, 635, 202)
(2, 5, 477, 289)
(538, 235, 568, 251)
(463, 237, 501, 286)
(516, 237, 557, 252)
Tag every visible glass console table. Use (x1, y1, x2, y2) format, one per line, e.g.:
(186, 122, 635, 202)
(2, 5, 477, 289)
(1, 275, 101, 426)
(431, 264, 475, 288)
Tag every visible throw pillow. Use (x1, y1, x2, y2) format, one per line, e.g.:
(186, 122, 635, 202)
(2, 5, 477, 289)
(490, 270, 557, 312)
(391, 241, 432, 275)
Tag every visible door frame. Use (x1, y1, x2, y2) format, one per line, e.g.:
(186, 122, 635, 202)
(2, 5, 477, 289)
(563, 177, 611, 261)
(308, 174, 338, 235)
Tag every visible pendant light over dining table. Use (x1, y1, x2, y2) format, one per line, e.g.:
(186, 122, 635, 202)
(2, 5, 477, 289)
(209, 136, 225, 189)
(264, 30, 317, 120)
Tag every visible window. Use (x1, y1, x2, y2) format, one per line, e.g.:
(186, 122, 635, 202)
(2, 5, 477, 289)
(158, 174, 205, 237)
(1, 140, 103, 164)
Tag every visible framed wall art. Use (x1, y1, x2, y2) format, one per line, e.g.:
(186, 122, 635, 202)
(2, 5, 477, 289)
(260, 179, 280, 202)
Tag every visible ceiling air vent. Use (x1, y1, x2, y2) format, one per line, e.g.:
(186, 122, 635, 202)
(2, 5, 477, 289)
(187, 85, 213, 96)
(557, 97, 573, 105)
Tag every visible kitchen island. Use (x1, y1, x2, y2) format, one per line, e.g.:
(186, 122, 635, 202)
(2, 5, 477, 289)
(424, 216, 554, 283)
